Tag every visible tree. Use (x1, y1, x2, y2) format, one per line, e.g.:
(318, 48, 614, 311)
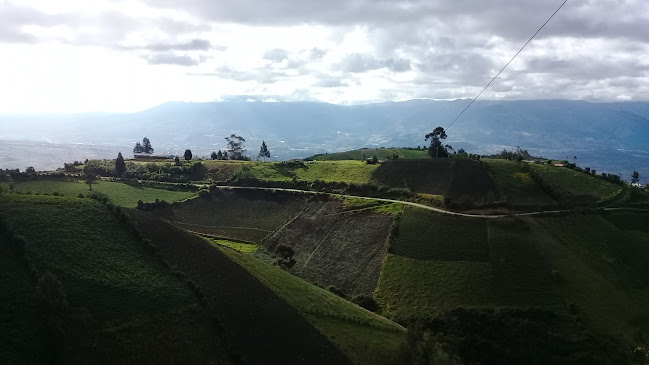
(223, 150, 229, 160)
(210, 151, 218, 160)
(216, 150, 223, 160)
(84, 173, 97, 191)
(25, 166, 36, 175)
(184, 149, 193, 161)
(174, 155, 181, 166)
(142, 137, 154, 154)
(258, 140, 270, 162)
(632, 170, 640, 184)
(275, 244, 296, 269)
(425, 126, 448, 158)
(115, 152, 126, 176)
(225, 134, 246, 160)
(133, 142, 144, 154)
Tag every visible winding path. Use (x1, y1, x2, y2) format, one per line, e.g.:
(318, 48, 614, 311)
(104, 177, 649, 218)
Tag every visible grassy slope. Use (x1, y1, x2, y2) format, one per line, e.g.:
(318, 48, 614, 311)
(249, 160, 377, 184)
(13, 180, 195, 208)
(376, 204, 649, 342)
(371, 159, 502, 206)
(388, 207, 489, 261)
(530, 163, 622, 202)
(375, 255, 493, 319)
(126, 209, 352, 365)
(311, 148, 428, 161)
(0, 234, 48, 363)
(151, 189, 305, 243)
(219, 246, 405, 365)
(0, 194, 229, 363)
(484, 159, 558, 208)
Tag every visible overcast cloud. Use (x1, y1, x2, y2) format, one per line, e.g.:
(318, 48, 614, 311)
(0, 0, 648, 112)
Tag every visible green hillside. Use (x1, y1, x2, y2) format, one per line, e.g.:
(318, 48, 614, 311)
(310, 148, 428, 161)
(150, 189, 305, 242)
(484, 159, 559, 209)
(0, 194, 231, 363)
(13, 180, 195, 208)
(529, 163, 622, 203)
(372, 159, 502, 207)
(376, 207, 649, 348)
(220, 246, 405, 365)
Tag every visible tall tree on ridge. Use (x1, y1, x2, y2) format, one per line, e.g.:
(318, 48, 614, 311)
(258, 140, 270, 162)
(425, 127, 448, 159)
(115, 152, 126, 176)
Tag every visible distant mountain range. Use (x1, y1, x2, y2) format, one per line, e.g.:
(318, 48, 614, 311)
(1, 99, 648, 183)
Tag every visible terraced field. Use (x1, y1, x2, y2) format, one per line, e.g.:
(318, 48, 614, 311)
(13, 180, 195, 208)
(263, 199, 394, 295)
(0, 194, 230, 363)
(311, 148, 428, 161)
(388, 206, 489, 261)
(151, 189, 305, 242)
(221, 247, 405, 365)
(484, 159, 558, 209)
(529, 163, 622, 203)
(127, 209, 352, 365)
(372, 159, 502, 206)
(376, 205, 649, 342)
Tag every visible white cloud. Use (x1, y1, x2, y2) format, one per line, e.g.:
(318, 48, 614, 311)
(0, 0, 648, 112)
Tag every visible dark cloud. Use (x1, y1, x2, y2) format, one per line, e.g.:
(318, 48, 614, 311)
(308, 48, 327, 60)
(190, 66, 290, 84)
(314, 77, 347, 88)
(129, 39, 216, 51)
(0, 3, 208, 47)
(263, 48, 289, 63)
(147, 54, 202, 66)
(338, 54, 412, 73)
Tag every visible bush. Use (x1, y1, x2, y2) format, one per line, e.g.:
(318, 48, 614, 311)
(326, 285, 348, 299)
(351, 295, 379, 312)
(77, 193, 85, 198)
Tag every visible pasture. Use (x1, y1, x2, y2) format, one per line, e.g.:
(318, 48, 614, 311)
(12, 179, 195, 208)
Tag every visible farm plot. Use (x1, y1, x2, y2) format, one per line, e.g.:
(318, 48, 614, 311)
(221, 247, 405, 365)
(263, 199, 394, 295)
(372, 159, 502, 206)
(375, 254, 493, 320)
(484, 159, 558, 209)
(13, 179, 195, 208)
(389, 206, 490, 262)
(529, 163, 622, 203)
(0, 194, 228, 363)
(151, 189, 307, 243)
(0, 195, 197, 322)
(127, 209, 351, 365)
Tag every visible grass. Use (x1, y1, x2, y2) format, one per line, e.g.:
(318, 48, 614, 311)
(0, 194, 197, 322)
(249, 160, 377, 184)
(486, 218, 563, 308)
(0, 234, 48, 363)
(371, 159, 502, 206)
(529, 163, 622, 202)
(0, 194, 229, 363)
(13, 180, 195, 208)
(388, 207, 489, 261)
(527, 216, 649, 337)
(375, 254, 493, 320)
(206, 238, 259, 253)
(310, 148, 428, 161)
(219, 246, 406, 365)
(483, 159, 558, 208)
(605, 211, 649, 234)
(150, 189, 305, 243)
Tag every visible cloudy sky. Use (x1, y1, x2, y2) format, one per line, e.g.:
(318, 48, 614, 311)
(1, 0, 648, 112)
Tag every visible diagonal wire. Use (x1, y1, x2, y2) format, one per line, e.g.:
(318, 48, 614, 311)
(446, 0, 569, 130)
